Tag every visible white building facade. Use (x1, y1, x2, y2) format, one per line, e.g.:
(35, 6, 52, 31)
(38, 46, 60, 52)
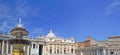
(0, 19, 76, 55)
(0, 29, 76, 55)
(44, 30, 76, 55)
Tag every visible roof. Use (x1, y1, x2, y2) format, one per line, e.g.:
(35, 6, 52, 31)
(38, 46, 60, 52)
(109, 36, 120, 38)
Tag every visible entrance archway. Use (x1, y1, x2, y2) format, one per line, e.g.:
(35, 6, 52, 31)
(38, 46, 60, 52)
(39, 44, 43, 55)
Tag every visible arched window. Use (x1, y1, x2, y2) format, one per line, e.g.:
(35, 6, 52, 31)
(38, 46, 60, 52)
(50, 50, 52, 54)
(54, 51, 56, 54)
(64, 48, 66, 53)
(64, 50, 66, 53)
(71, 49, 73, 53)
(33, 44, 35, 48)
(57, 49, 59, 54)
(50, 47, 52, 54)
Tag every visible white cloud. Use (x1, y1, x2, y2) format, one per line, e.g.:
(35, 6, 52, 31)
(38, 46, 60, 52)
(0, 0, 41, 33)
(0, 0, 40, 20)
(105, 0, 120, 15)
(93, 0, 120, 24)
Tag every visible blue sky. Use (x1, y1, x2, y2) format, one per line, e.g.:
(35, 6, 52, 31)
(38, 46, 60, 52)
(0, 0, 120, 41)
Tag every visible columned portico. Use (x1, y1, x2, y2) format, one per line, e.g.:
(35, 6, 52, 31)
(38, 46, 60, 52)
(44, 44, 46, 55)
(103, 49, 106, 55)
(6, 41, 9, 54)
(27, 45, 30, 55)
(42, 44, 45, 55)
(2, 40, 4, 54)
(30, 40, 45, 55)
(10, 45, 13, 54)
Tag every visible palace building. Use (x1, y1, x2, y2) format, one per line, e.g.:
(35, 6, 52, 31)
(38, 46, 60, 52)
(75, 36, 120, 55)
(0, 19, 76, 55)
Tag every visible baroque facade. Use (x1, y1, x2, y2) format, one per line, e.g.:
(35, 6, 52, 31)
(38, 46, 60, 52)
(45, 30, 75, 55)
(30, 29, 76, 55)
(0, 19, 120, 55)
(0, 19, 76, 55)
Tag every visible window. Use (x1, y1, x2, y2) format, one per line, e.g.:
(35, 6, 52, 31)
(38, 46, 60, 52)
(57, 47, 59, 54)
(71, 49, 73, 53)
(50, 50, 52, 54)
(50, 47, 52, 54)
(33, 44, 35, 48)
(57, 49, 59, 54)
(54, 51, 56, 54)
(64, 48, 66, 54)
(64, 50, 66, 53)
